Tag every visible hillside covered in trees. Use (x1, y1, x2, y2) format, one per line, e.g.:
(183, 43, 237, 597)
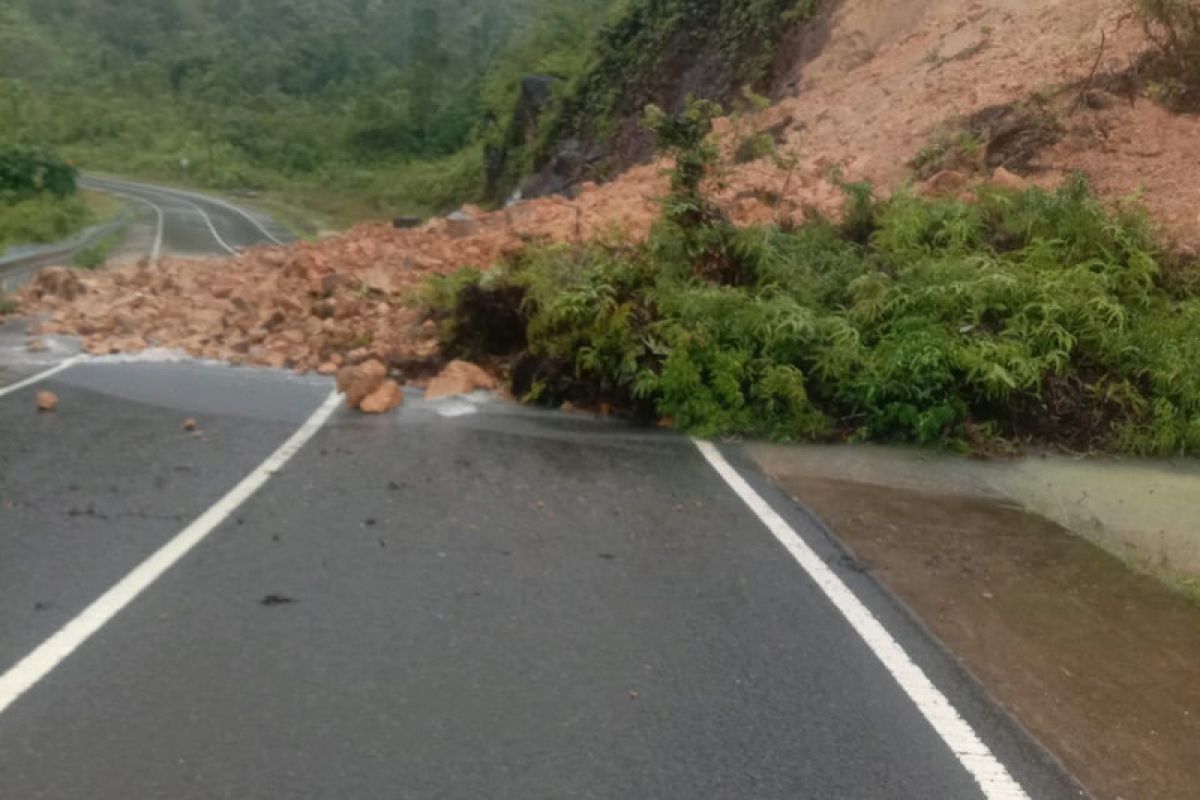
(0, 0, 612, 218)
(0, 0, 815, 222)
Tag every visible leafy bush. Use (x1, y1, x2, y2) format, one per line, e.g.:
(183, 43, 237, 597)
(1136, 0, 1200, 105)
(430, 107, 1200, 454)
(0, 148, 77, 203)
(0, 193, 89, 250)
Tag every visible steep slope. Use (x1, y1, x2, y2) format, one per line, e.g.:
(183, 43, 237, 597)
(21, 0, 1200, 369)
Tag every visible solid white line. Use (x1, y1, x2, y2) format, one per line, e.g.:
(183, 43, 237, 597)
(0, 357, 82, 400)
(693, 440, 1030, 800)
(85, 178, 237, 256)
(164, 187, 285, 246)
(93, 188, 164, 261)
(91, 176, 284, 246)
(0, 389, 342, 717)
(176, 195, 239, 256)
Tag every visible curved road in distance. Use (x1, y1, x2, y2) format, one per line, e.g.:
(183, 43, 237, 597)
(80, 174, 293, 259)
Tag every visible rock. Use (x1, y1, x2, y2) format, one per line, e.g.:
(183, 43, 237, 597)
(393, 216, 423, 229)
(336, 359, 388, 409)
(445, 210, 477, 238)
(25, 339, 48, 353)
(425, 360, 498, 401)
(920, 170, 969, 198)
(316, 361, 339, 376)
(990, 166, 1030, 192)
(359, 379, 404, 414)
(32, 267, 87, 302)
(36, 391, 58, 412)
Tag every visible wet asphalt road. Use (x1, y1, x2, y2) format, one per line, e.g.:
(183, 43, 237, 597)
(0, 180, 1085, 798)
(0, 361, 1087, 799)
(80, 175, 293, 258)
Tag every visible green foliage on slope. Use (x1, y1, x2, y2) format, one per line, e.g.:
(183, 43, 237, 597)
(431, 105, 1200, 455)
(0, 147, 88, 250)
(0, 0, 614, 218)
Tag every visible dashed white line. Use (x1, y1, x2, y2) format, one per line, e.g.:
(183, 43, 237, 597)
(693, 440, 1030, 800)
(0, 389, 342, 717)
(0, 357, 82, 400)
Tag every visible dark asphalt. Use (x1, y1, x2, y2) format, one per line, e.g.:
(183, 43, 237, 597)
(0, 362, 1086, 799)
(81, 175, 292, 258)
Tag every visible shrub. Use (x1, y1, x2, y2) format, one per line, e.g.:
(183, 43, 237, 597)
(0, 193, 89, 249)
(0, 148, 78, 203)
(1136, 0, 1200, 105)
(430, 104, 1200, 454)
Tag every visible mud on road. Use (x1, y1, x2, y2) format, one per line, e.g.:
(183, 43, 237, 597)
(756, 465, 1200, 800)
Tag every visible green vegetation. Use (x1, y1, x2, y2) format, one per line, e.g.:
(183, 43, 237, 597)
(0, 147, 90, 250)
(1136, 0, 1200, 107)
(432, 103, 1200, 455)
(72, 227, 127, 270)
(1, 0, 819, 221)
(488, 0, 818, 199)
(0, 0, 615, 221)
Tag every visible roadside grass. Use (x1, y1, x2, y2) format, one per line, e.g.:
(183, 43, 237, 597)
(0, 194, 89, 252)
(72, 226, 128, 270)
(429, 111, 1200, 455)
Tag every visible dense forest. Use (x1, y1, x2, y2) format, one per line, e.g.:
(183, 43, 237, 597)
(0, 0, 612, 220)
(0, 0, 813, 223)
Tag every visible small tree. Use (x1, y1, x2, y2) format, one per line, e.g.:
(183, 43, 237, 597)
(644, 99, 760, 286)
(1136, 0, 1200, 103)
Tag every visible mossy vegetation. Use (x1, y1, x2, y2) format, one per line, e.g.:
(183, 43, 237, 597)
(488, 0, 819, 200)
(431, 103, 1200, 455)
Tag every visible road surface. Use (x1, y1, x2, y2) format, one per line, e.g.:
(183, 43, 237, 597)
(0, 181, 1087, 799)
(79, 174, 292, 259)
(1, 176, 289, 295)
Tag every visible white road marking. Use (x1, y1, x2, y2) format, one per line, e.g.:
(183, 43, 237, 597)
(92, 189, 165, 261)
(89, 176, 285, 246)
(0, 357, 82, 400)
(0, 389, 342, 717)
(85, 178, 238, 256)
(156, 186, 285, 246)
(693, 440, 1030, 800)
(174, 194, 239, 256)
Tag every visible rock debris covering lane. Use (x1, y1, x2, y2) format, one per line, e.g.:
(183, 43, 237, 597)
(0, 372, 1083, 800)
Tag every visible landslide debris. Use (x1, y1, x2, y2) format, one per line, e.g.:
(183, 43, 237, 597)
(425, 360, 498, 401)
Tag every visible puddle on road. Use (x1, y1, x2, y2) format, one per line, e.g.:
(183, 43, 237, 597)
(765, 472, 1200, 800)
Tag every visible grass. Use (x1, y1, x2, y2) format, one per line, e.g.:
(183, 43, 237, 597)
(72, 227, 127, 269)
(430, 172, 1200, 455)
(0, 193, 89, 252)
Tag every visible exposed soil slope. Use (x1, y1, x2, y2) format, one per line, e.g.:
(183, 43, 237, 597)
(21, 0, 1200, 370)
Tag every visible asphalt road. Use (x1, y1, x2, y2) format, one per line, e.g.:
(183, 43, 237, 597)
(0, 359, 1087, 799)
(80, 174, 292, 258)
(1, 176, 289, 294)
(0, 179, 1086, 798)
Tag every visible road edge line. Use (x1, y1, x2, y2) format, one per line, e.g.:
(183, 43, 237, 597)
(0, 389, 342, 717)
(693, 439, 1030, 800)
(0, 357, 82, 400)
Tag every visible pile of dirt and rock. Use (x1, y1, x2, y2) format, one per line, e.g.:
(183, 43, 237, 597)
(18, 0, 1200, 394)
